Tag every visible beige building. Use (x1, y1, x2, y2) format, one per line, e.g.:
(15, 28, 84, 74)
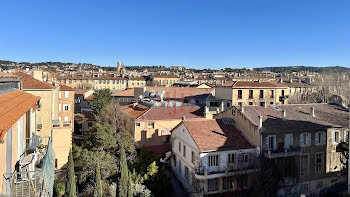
(0, 76, 42, 195)
(214, 81, 289, 108)
(216, 103, 349, 196)
(151, 73, 180, 86)
(14, 72, 73, 169)
(121, 104, 205, 155)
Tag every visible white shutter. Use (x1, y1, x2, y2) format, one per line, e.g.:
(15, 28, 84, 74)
(307, 133, 311, 146)
(315, 133, 319, 145)
(300, 134, 303, 146)
(322, 132, 326, 144)
(331, 132, 335, 144)
(59, 92, 61, 99)
(59, 104, 61, 112)
(65, 91, 69, 98)
(68, 104, 70, 111)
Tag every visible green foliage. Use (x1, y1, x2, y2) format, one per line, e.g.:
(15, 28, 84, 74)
(95, 162, 103, 197)
(66, 149, 77, 197)
(53, 181, 65, 197)
(118, 146, 131, 197)
(88, 89, 113, 118)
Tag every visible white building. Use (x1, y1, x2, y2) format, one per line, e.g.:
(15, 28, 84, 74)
(171, 118, 258, 196)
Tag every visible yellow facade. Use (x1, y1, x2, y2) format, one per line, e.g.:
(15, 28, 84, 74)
(232, 87, 289, 106)
(153, 76, 180, 86)
(127, 78, 146, 88)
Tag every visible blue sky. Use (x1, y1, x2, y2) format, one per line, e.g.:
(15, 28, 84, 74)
(0, 0, 349, 69)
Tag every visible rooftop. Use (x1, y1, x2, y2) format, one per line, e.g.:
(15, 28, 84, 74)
(222, 81, 287, 88)
(0, 90, 40, 140)
(238, 103, 349, 133)
(13, 72, 55, 89)
(183, 119, 254, 152)
(60, 84, 75, 91)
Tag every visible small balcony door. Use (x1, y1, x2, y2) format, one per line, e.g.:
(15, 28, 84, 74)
(284, 134, 293, 149)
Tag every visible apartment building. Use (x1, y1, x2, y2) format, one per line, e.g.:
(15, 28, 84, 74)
(57, 73, 146, 90)
(214, 81, 289, 108)
(0, 75, 50, 195)
(121, 104, 205, 155)
(13, 72, 73, 169)
(216, 103, 349, 196)
(171, 119, 258, 196)
(150, 73, 180, 86)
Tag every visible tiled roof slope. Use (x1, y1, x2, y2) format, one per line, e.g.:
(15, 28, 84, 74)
(0, 90, 40, 140)
(13, 72, 55, 89)
(241, 103, 349, 133)
(137, 106, 204, 121)
(60, 84, 75, 91)
(222, 81, 287, 88)
(120, 104, 149, 119)
(112, 87, 213, 99)
(183, 119, 254, 151)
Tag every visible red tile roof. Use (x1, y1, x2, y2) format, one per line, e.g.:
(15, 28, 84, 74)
(137, 106, 204, 121)
(0, 90, 40, 140)
(86, 94, 94, 100)
(222, 81, 287, 88)
(60, 84, 75, 91)
(74, 89, 92, 95)
(13, 72, 55, 89)
(183, 119, 254, 151)
(120, 104, 149, 119)
(112, 88, 134, 97)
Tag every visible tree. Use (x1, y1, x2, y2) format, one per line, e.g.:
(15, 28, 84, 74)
(66, 149, 77, 197)
(95, 162, 103, 197)
(118, 145, 131, 197)
(88, 89, 113, 118)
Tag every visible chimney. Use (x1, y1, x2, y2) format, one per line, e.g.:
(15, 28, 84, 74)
(290, 77, 293, 83)
(204, 106, 213, 119)
(310, 107, 315, 117)
(280, 76, 283, 83)
(133, 103, 137, 108)
(258, 115, 263, 128)
(240, 103, 244, 112)
(221, 80, 224, 86)
(281, 110, 286, 120)
(33, 70, 43, 81)
(263, 102, 267, 108)
(182, 116, 186, 120)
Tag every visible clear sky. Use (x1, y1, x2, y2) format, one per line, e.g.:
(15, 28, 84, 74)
(0, 0, 349, 69)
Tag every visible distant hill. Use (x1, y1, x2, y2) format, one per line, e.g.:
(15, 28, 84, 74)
(0, 60, 101, 71)
(253, 66, 350, 73)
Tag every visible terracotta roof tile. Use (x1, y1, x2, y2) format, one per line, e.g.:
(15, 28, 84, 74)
(60, 84, 75, 91)
(120, 104, 149, 119)
(221, 81, 287, 88)
(13, 72, 55, 89)
(183, 119, 254, 151)
(137, 106, 204, 121)
(0, 90, 40, 140)
(112, 88, 134, 97)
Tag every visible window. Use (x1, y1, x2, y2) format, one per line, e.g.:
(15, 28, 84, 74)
(270, 101, 274, 105)
(63, 104, 70, 111)
(238, 90, 242, 99)
(183, 145, 186, 157)
(208, 155, 218, 167)
(179, 160, 182, 173)
(300, 133, 311, 146)
(315, 132, 326, 145)
(332, 131, 340, 144)
(249, 102, 253, 105)
(260, 102, 265, 107)
(249, 90, 253, 99)
(184, 166, 189, 182)
(179, 142, 181, 152)
(228, 153, 236, 165)
(148, 122, 154, 129)
(344, 131, 349, 143)
(270, 90, 274, 98)
(59, 92, 61, 99)
(191, 151, 195, 164)
(208, 179, 218, 191)
(242, 153, 248, 163)
(238, 102, 242, 106)
(65, 91, 69, 98)
(59, 104, 61, 112)
(266, 135, 276, 150)
(284, 134, 293, 149)
(300, 155, 309, 176)
(281, 90, 285, 96)
(223, 176, 233, 189)
(136, 122, 140, 127)
(231, 109, 235, 115)
(260, 90, 264, 98)
(315, 152, 324, 173)
(69, 79, 72, 84)
(64, 116, 69, 122)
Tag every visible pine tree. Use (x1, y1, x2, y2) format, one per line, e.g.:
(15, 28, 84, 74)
(95, 161, 103, 197)
(119, 146, 129, 197)
(66, 149, 77, 197)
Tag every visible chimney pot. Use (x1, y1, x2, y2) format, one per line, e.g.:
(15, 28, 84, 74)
(310, 107, 315, 117)
(282, 110, 286, 120)
(258, 115, 263, 128)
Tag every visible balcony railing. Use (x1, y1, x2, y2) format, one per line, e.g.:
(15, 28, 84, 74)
(52, 120, 72, 128)
(279, 95, 289, 100)
(265, 146, 301, 158)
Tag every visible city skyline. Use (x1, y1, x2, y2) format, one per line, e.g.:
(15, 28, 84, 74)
(0, 0, 349, 68)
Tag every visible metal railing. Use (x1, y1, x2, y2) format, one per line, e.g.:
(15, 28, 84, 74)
(2, 169, 43, 196)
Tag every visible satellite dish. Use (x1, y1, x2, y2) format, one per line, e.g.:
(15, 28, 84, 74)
(139, 95, 143, 99)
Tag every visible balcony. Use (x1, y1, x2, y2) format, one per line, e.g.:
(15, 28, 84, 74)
(1, 135, 54, 196)
(52, 120, 72, 128)
(264, 146, 301, 158)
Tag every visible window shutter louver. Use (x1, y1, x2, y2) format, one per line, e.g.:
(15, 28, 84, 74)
(300, 134, 303, 146)
(307, 133, 311, 146)
(265, 137, 269, 150)
(331, 132, 335, 143)
(315, 133, 319, 145)
(322, 132, 326, 144)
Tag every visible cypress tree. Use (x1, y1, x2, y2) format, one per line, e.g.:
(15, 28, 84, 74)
(118, 146, 129, 197)
(66, 149, 77, 197)
(95, 161, 103, 197)
(128, 171, 133, 197)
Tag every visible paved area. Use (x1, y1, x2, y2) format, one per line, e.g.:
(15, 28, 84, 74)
(167, 168, 188, 197)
